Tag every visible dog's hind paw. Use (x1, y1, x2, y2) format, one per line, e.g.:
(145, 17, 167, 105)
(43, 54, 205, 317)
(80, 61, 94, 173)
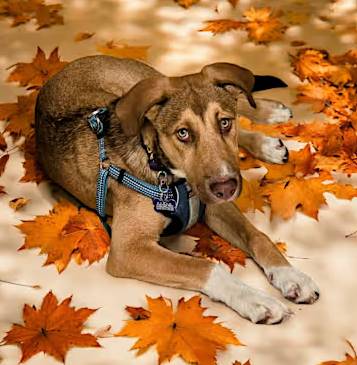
(260, 136, 289, 164)
(265, 266, 320, 304)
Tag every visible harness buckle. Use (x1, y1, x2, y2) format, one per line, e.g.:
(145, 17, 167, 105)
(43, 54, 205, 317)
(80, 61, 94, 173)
(157, 170, 169, 194)
(88, 108, 107, 136)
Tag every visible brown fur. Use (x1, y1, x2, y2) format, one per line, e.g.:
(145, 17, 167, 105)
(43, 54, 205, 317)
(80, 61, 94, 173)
(35, 56, 317, 323)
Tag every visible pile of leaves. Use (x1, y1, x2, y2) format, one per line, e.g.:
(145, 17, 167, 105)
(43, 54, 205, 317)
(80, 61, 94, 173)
(200, 7, 288, 44)
(234, 47, 357, 220)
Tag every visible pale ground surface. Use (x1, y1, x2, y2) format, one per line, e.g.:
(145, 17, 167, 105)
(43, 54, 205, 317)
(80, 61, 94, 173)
(1, 0, 357, 364)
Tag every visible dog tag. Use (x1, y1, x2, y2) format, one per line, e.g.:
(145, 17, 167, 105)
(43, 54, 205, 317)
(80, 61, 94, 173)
(153, 197, 177, 214)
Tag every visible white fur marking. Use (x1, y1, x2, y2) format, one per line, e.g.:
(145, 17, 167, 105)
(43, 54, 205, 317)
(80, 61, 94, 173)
(266, 105, 292, 124)
(260, 136, 288, 164)
(203, 265, 292, 324)
(265, 266, 320, 304)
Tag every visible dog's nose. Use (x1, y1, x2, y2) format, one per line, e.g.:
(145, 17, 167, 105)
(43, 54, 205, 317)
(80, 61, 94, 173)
(209, 177, 238, 201)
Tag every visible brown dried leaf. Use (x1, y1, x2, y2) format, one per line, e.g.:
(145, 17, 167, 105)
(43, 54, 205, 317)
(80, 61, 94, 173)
(174, 0, 200, 8)
(187, 223, 246, 271)
(74, 32, 95, 42)
(7, 47, 67, 89)
(0, 133, 7, 151)
(200, 19, 242, 35)
(0, 154, 9, 177)
(126, 306, 151, 320)
(0, 91, 37, 139)
(20, 132, 46, 184)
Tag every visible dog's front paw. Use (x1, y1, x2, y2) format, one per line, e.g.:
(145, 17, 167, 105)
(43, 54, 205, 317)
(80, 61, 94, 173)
(266, 103, 293, 124)
(260, 137, 289, 164)
(229, 283, 293, 324)
(266, 266, 320, 304)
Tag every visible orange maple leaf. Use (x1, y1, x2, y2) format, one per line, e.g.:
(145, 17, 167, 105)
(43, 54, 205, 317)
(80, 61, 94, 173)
(117, 296, 241, 365)
(0, 91, 37, 139)
(2, 291, 100, 363)
(7, 47, 67, 89)
(201, 7, 287, 43)
(20, 132, 46, 184)
(236, 177, 265, 213)
(97, 41, 149, 61)
(186, 223, 246, 271)
(319, 340, 357, 364)
(126, 306, 151, 320)
(262, 175, 357, 220)
(17, 200, 110, 272)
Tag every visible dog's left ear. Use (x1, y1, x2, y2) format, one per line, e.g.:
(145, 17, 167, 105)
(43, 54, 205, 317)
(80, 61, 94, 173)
(201, 62, 257, 108)
(252, 75, 288, 92)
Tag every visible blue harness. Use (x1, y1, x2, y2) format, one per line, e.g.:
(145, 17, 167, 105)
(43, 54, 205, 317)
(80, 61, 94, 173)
(87, 108, 205, 236)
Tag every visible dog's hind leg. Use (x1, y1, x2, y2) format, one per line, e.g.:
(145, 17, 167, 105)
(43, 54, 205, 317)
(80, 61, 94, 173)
(205, 202, 320, 305)
(106, 190, 290, 324)
(239, 129, 289, 164)
(237, 97, 292, 124)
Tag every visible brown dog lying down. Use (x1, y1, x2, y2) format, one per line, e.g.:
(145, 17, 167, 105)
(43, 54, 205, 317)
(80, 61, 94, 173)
(35, 56, 319, 324)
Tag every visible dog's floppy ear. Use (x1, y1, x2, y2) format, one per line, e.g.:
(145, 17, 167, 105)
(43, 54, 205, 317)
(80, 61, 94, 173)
(201, 62, 257, 108)
(115, 76, 172, 137)
(252, 75, 288, 92)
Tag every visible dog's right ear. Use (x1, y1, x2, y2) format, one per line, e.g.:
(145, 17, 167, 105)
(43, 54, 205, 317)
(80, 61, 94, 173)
(115, 76, 172, 137)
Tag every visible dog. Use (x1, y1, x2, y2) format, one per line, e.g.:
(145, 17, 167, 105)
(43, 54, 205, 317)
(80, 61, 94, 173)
(35, 56, 319, 324)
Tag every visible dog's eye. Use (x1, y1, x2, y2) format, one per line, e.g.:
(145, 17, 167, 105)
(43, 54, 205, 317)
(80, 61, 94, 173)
(220, 118, 232, 133)
(177, 128, 190, 142)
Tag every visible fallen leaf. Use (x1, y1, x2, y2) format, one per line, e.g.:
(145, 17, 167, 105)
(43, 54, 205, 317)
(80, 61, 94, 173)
(17, 200, 110, 272)
(7, 47, 67, 89)
(275, 241, 287, 254)
(2, 291, 100, 363)
(174, 0, 199, 8)
(93, 325, 113, 338)
(34, 2, 63, 30)
(262, 176, 357, 220)
(228, 0, 238, 7)
(9, 197, 29, 211)
(126, 306, 151, 321)
(233, 361, 251, 365)
(187, 223, 246, 271)
(0, 91, 37, 139)
(74, 32, 95, 42)
(290, 40, 306, 47)
(0, 154, 9, 177)
(117, 296, 242, 365)
(201, 7, 287, 43)
(0, 0, 63, 29)
(0, 133, 7, 151)
(97, 41, 149, 61)
(319, 340, 357, 364)
(20, 132, 46, 184)
(236, 178, 265, 213)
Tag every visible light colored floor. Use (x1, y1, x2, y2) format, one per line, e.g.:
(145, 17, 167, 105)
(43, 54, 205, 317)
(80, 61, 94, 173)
(1, 1, 357, 364)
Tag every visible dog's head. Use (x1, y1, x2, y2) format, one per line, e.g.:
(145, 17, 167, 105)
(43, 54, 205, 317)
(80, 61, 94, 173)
(115, 62, 286, 204)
